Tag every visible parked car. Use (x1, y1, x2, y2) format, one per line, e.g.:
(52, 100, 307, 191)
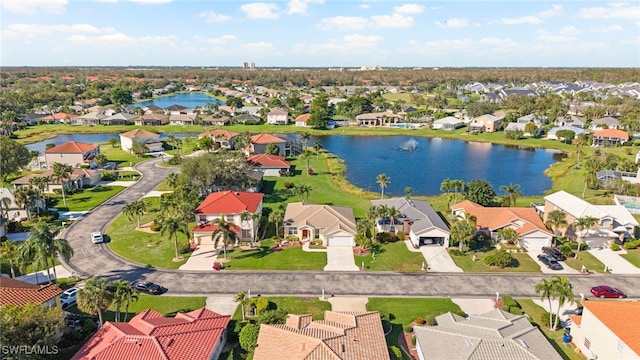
(131, 280, 163, 295)
(91, 232, 104, 244)
(590, 285, 626, 299)
(542, 246, 566, 261)
(60, 287, 79, 308)
(537, 254, 563, 270)
(103, 162, 118, 170)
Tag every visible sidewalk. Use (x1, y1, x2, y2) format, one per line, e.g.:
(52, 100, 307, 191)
(12, 265, 75, 284)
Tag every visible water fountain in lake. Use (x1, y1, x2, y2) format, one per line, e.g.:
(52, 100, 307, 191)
(399, 138, 418, 152)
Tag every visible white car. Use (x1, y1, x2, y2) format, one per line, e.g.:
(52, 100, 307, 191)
(91, 232, 104, 244)
(60, 287, 79, 308)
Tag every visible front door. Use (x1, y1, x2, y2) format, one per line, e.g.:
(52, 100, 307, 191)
(302, 229, 309, 240)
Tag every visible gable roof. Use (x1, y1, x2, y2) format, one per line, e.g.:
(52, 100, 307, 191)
(592, 116, 620, 126)
(45, 141, 97, 154)
(120, 129, 160, 139)
(196, 190, 263, 214)
(102, 113, 139, 121)
(580, 301, 640, 355)
(165, 104, 187, 111)
(246, 154, 290, 168)
(544, 191, 638, 226)
(413, 309, 562, 360)
(251, 133, 286, 144)
(199, 129, 239, 140)
(451, 200, 551, 236)
(284, 202, 357, 236)
(371, 198, 449, 235)
(267, 108, 288, 116)
(72, 308, 230, 360)
(593, 128, 629, 140)
(0, 277, 63, 306)
(295, 113, 311, 122)
(254, 311, 389, 360)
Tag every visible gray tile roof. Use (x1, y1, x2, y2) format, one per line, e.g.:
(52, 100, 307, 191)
(371, 198, 449, 236)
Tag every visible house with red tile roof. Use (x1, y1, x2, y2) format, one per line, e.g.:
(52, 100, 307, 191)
(40, 112, 76, 124)
(592, 128, 629, 146)
(12, 167, 101, 191)
(450, 200, 553, 250)
(72, 308, 230, 360)
(246, 154, 291, 176)
(44, 141, 100, 169)
(193, 191, 264, 246)
(266, 107, 289, 125)
(0, 277, 63, 308)
(254, 311, 389, 360)
(249, 133, 288, 156)
(568, 301, 640, 360)
(199, 129, 239, 149)
(294, 113, 311, 127)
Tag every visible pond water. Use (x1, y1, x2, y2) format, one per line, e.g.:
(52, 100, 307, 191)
(134, 92, 225, 109)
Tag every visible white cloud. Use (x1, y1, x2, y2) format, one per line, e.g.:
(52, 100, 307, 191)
(358, 4, 369, 9)
(591, 25, 624, 33)
(139, 35, 178, 43)
(536, 30, 576, 42)
(371, 13, 413, 28)
(1, 0, 67, 14)
(578, 3, 640, 19)
(6, 23, 104, 37)
(394, 3, 424, 14)
(207, 35, 237, 45)
(343, 34, 382, 47)
(287, 0, 323, 15)
(67, 32, 135, 45)
(130, 0, 172, 3)
(317, 16, 367, 31)
(559, 26, 582, 36)
(435, 18, 469, 28)
(240, 41, 273, 50)
(537, 4, 563, 18)
(497, 16, 541, 25)
(240, 3, 279, 20)
(407, 39, 418, 45)
(199, 11, 232, 23)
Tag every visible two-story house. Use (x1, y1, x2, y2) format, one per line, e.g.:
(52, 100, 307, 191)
(44, 141, 100, 169)
(468, 114, 504, 133)
(119, 129, 163, 153)
(266, 108, 288, 125)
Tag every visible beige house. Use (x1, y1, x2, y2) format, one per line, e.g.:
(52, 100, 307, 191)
(135, 113, 169, 126)
(568, 301, 640, 360)
(355, 112, 404, 127)
(119, 129, 163, 153)
(267, 108, 289, 125)
(283, 203, 357, 246)
(468, 114, 504, 133)
(169, 113, 199, 126)
(44, 141, 100, 169)
(12, 168, 101, 192)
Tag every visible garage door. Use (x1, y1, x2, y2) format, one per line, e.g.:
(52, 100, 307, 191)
(327, 236, 353, 247)
(521, 237, 548, 251)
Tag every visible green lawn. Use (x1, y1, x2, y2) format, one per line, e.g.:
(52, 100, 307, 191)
(518, 299, 585, 360)
(221, 240, 327, 271)
(99, 145, 150, 167)
(354, 241, 425, 272)
(450, 248, 542, 273)
(620, 249, 640, 268)
(107, 197, 192, 269)
(232, 296, 331, 321)
(53, 185, 125, 211)
(564, 251, 607, 274)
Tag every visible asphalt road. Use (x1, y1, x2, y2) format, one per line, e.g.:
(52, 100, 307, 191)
(61, 158, 640, 299)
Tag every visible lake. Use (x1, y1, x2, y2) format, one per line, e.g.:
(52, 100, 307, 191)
(134, 92, 225, 109)
(27, 133, 561, 196)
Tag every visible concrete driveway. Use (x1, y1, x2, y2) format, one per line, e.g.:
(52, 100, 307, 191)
(588, 247, 640, 274)
(405, 241, 463, 272)
(324, 246, 359, 272)
(179, 245, 219, 271)
(526, 248, 579, 274)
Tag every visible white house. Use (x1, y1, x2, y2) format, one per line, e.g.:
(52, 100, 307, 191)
(294, 113, 310, 127)
(119, 129, 163, 153)
(266, 108, 288, 125)
(432, 116, 464, 131)
(283, 202, 357, 247)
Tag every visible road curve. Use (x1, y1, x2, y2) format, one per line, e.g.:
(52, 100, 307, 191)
(61, 158, 640, 299)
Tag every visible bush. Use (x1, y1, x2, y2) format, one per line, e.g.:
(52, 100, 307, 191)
(83, 318, 97, 333)
(611, 243, 621, 251)
(411, 336, 417, 346)
(483, 250, 515, 268)
(258, 309, 288, 325)
(539, 312, 559, 329)
(167, 155, 182, 165)
(501, 295, 518, 309)
(255, 297, 269, 315)
(389, 346, 402, 360)
(283, 182, 294, 189)
(424, 315, 437, 326)
(624, 239, 640, 250)
(179, 241, 192, 254)
(396, 231, 405, 240)
(149, 223, 161, 232)
(285, 235, 299, 242)
(375, 232, 391, 243)
(239, 323, 260, 352)
(6, 221, 24, 233)
(37, 209, 59, 222)
(509, 307, 523, 315)
(386, 233, 400, 242)
(403, 325, 413, 333)
(448, 249, 464, 257)
(559, 244, 574, 257)
(414, 317, 425, 325)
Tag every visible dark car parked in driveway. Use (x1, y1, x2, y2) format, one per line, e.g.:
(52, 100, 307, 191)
(590, 285, 626, 299)
(131, 280, 163, 295)
(537, 254, 564, 270)
(542, 246, 566, 261)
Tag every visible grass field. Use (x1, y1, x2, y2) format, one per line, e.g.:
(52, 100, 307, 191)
(354, 241, 425, 272)
(232, 296, 331, 321)
(620, 249, 640, 268)
(221, 240, 327, 271)
(99, 145, 150, 166)
(450, 248, 542, 273)
(53, 185, 125, 212)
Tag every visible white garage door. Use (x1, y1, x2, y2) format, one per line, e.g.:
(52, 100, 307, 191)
(521, 237, 548, 251)
(327, 236, 353, 247)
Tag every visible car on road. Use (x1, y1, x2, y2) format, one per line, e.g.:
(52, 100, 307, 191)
(131, 280, 163, 295)
(590, 285, 626, 299)
(542, 246, 566, 261)
(60, 287, 80, 308)
(537, 254, 563, 270)
(91, 232, 104, 244)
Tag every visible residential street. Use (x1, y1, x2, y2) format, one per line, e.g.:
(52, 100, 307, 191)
(61, 158, 640, 299)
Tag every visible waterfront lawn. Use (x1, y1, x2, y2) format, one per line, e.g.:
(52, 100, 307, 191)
(620, 249, 640, 268)
(232, 296, 331, 321)
(449, 249, 542, 273)
(53, 185, 125, 212)
(100, 145, 150, 167)
(107, 197, 192, 269)
(518, 299, 584, 360)
(220, 239, 327, 271)
(354, 241, 425, 272)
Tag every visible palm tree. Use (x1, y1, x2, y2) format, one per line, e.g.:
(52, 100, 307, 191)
(387, 206, 401, 232)
(1, 196, 11, 218)
(94, 154, 108, 168)
(313, 141, 323, 160)
(450, 219, 474, 252)
(77, 277, 114, 327)
(545, 210, 567, 240)
(13, 186, 35, 220)
(269, 208, 284, 239)
(404, 187, 413, 199)
(551, 276, 574, 331)
(29, 176, 49, 213)
(211, 214, 237, 259)
(300, 132, 310, 148)
(123, 200, 147, 228)
(52, 162, 73, 208)
(161, 215, 185, 261)
(165, 173, 180, 189)
(110, 280, 135, 322)
(29, 222, 73, 282)
(376, 205, 390, 232)
(535, 278, 556, 330)
(301, 149, 313, 174)
(574, 216, 598, 255)
(122, 287, 139, 322)
(17, 237, 49, 283)
(235, 291, 248, 322)
(240, 211, 252, 244)
(376, 173, 390, 199)
(251, 212, 262, 245)
(366, 205, 380, 238)
(499, 183, 523, 207)
(1, 241, 19, 278)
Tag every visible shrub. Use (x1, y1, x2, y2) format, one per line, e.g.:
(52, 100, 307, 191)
(386, 233, 400, 243)
(559, 244, 574, 257)
(167, 155, 182, 165)
(239, 323, 260, 352)
(509, 307, 523, 315)
(258, 309, 288, 325)
(307, 168, 314, 175)
(501, 295, 518, 310)
(403, 325, 413, 333)
(611, 243, 621, 251)
(424, 315, 437, 326)
(539, 312, 559, 329)
(160, 192, 171, 199)
(411, 336, 417, 346)
(624, 240, 640, 250)
(396, 231, 405, 240)
(415, 317, 425, 325)
(255, 297, 269, 315)
(83, 318, 97, 333)
(6, 221, 24, 233)
(149, 223, 162, 232)
(285, 235, 299, 242)
(389, 346, 402, 360)
(448, 249, 464, 257)
(483, 250, 515, 268)
(179, 241, 192, 254)
(375, 232, 391, 243)
(283, 182, 294, 189)
(37, 209, 60, 222)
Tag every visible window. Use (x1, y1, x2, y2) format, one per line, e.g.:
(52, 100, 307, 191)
(584, 338, 591, 350)
(600, 219, 611, 227)
(288, 228, 298, 235)
(314, 228, 320, 239)
(241, 229, 251, 239)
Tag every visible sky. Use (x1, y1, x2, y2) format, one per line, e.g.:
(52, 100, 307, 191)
(1, 0, 639, 68)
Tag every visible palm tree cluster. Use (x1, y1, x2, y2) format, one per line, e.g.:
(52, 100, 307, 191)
(15, 222, 73, 283)
(290, 184, 312, 204)
(534, 276, 575, 331)
(77, 277, 139, 326)
(155, 184, 201, 262)
(123, 200, 147, 229)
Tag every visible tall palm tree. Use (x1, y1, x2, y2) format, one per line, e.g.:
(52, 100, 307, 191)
(545, 210, 568, 238)
(77, 277, 114, 327)
(0, 241, 19, 278)
(574, 216, 598, 254)
(376, 205, 390, 232)
(301, 149, 313, 174)
(251, 212, 262, 245)
(387, 206, 401, 232)
(52, 162, 73, 208)
(551, 276, 574, 331)
(404, 187, 413, 199)
(366, 205, 380, 238)
(300, 132, 310, 148)
(29, 176, 49, 213)
(535, 278, 556, 330)
(122, 287, 139, 322)
(29, 222, 73, 282)
(269, 208, 284, 239)
(110, 279, 136, 322)
(235, 291, 248, 322)
(376, 173, 390, 199)
(17, 238, 49, 283)
(160, 215, 185, 261)
(13, 186, 35, 220)
(499, 183, 523, 207)
(313, 141, 323, 160)
(240, 211, 252, 244)
(211, 214, 237, 259)
(450, 219, 474, 252)
(0, 196, 11, 218)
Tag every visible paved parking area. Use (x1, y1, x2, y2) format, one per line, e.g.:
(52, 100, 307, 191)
(526, 249, 579, 274)
(405, 241, 463, 272)
(179, 245, 219, 271)
(588, 247, 640, 274)
(324, 246, 359, 272)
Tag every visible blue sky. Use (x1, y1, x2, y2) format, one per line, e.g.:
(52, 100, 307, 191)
(2, 1, 639, 67)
